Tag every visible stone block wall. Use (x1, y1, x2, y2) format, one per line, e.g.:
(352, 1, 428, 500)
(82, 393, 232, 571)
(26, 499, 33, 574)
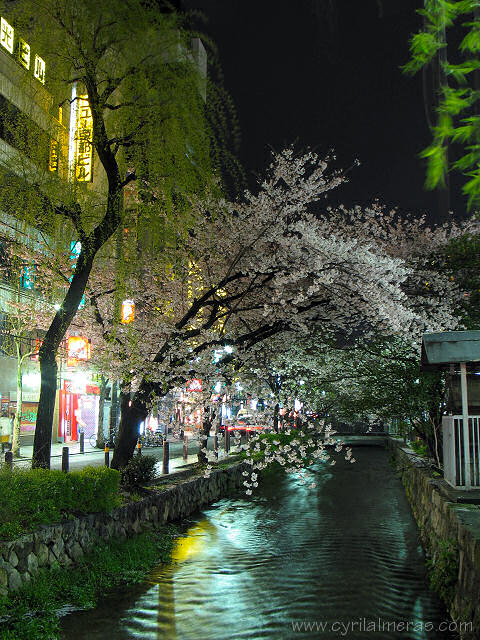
(388, 438, 480, 636)
(0, 462, 247, 597)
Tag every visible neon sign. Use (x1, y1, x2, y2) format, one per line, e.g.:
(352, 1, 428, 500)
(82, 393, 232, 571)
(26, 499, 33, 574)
(48, 139, 58, 172)
(74, 95, 93, 182)
(30, 337, 42, 361)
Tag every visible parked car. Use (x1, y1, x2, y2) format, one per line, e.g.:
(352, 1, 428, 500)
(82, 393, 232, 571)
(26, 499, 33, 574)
(221, 413, 267, 435)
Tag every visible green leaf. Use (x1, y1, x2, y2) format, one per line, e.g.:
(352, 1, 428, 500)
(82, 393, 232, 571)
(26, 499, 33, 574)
(462, 168, 480, 209)
(444, 61, 480, 84)
(420, 144, 448, 190)
(402, 32, 444, 75)
(439, 87, 473, 114)
(460, 26, 480, 53)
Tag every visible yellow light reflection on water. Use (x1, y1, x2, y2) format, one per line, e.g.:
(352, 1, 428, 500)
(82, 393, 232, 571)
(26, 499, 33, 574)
(170, 519, 218, 563)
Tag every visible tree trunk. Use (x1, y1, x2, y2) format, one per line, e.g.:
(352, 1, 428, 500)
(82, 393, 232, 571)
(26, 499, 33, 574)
(33, 255, 95, 468)
(197, 406, 212, 464)
(33, 352, 58, 468)
(96, 376, 108, 448)
(109, 380, 119, 445)
(273, 403, 280, 433)
(111, 389, 148, 469)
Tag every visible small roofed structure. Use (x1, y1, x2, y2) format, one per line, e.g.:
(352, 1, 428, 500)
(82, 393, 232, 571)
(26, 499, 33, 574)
(421, 330, 480, 369)
(421, 331, 480, 490)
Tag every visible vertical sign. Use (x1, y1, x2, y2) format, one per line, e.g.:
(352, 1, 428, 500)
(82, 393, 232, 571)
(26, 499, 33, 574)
(33, 54, 45, 84)
(0, 17, 14, 53)
(18, 38, 30, 69)
(74, 95, 93, 182)
(48, 139, 58, 172)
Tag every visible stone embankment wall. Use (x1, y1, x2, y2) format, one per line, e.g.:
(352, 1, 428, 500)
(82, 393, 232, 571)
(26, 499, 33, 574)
(0, 462, 247, 597)
(388, 438, 480, 636)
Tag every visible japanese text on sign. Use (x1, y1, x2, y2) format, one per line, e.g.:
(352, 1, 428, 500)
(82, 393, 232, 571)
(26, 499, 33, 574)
(18, 38, 30, 69)
(48, 139, 58, 173)
(1, 17, 14, 53)
(74, 95, 93, 182)
(0, 16, 45, 83)
(34, 54, 45, 84)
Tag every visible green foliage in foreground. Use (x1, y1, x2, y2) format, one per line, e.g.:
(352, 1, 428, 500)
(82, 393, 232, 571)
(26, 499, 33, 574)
(0, 466, 121, 540)
(0, 526, 178, 640)
(121, 455, 158, 487)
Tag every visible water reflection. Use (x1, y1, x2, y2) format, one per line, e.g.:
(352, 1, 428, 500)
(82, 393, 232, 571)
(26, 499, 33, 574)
(61, 448, 455, 639)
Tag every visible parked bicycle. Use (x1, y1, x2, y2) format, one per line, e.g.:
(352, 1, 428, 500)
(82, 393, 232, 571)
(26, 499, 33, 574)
(143, 429, 164, 447)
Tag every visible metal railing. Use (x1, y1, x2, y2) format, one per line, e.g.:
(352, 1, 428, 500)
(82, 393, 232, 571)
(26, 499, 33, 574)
(443, 415, 480, 489)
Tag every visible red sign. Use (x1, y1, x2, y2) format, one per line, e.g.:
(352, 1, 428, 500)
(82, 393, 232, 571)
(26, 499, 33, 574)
(186, 378, 202, 393)
(86, 384, 100, 395)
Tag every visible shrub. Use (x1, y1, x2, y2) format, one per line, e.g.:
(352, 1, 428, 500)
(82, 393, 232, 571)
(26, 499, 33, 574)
(0, 466, 121, 541)
(410, 439, 428, 457)
(121, 455, 158, 486)
(67, 466, 122, 513)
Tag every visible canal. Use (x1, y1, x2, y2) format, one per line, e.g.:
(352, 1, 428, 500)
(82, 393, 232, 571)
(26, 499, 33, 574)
(61, 446, 456, 639)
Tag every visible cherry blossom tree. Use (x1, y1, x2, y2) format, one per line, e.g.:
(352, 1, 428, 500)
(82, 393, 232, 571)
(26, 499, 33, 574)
(74, 148, 476, 469)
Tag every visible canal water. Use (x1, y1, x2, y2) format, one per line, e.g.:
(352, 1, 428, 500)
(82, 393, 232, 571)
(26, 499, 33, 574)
(61, 447, 457, 639)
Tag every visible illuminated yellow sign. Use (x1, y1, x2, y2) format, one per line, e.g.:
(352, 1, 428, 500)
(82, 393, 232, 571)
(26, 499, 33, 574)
(0, 17, 13, 54)
(48, 139, 58, 173)
(74, 95, 93, 182)
(0, 16, 45, 83)
(18, 38, 30, 69)
(34, 53, 45, 84)
(67, 336, 91, 367)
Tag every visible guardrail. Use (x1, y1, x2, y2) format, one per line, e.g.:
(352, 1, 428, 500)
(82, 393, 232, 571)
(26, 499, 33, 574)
(443, 415, 480, 489)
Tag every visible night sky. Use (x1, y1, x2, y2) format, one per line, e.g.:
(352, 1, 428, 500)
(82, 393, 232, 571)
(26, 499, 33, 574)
(184, 0, 466, 223)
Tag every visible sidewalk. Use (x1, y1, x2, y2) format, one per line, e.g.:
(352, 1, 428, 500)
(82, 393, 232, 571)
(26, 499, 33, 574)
(8, 435, 227, 474)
